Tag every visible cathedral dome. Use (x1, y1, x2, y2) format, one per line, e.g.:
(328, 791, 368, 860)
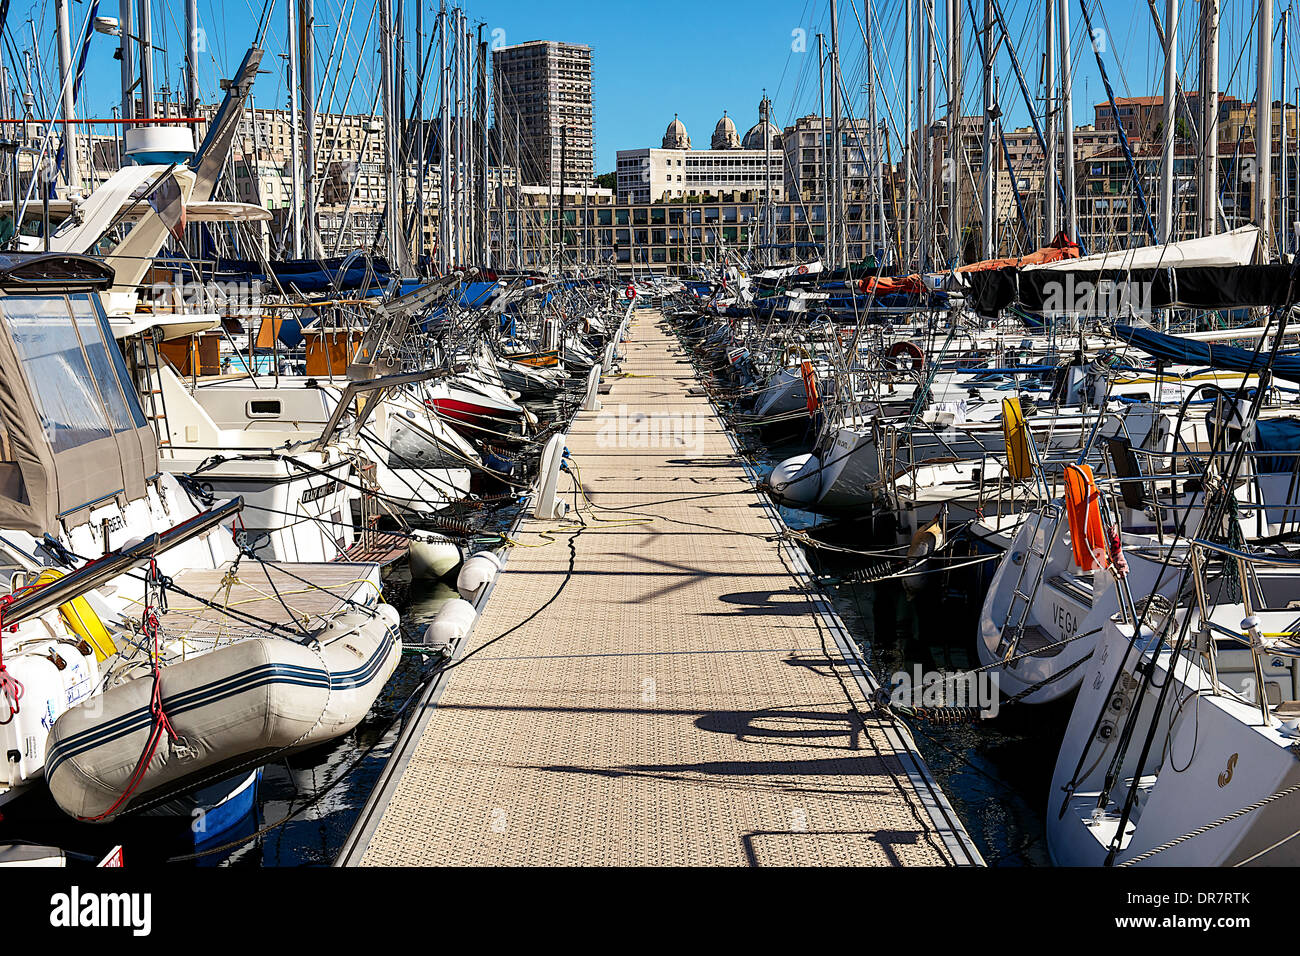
(742, 120, 781, 150)
(711, 112, 740, 150)
(662, 115, 691, 149)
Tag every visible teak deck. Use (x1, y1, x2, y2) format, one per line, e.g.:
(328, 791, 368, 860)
(342, 309, 980, 867)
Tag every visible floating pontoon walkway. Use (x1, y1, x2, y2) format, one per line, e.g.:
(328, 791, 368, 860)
(339, 309, 981, 867)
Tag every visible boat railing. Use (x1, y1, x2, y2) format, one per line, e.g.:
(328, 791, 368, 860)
(1187, 538, 1300, 723)
(3, 498, 244, 632)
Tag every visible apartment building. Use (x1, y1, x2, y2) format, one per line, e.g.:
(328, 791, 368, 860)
(492, 40, 595, 187)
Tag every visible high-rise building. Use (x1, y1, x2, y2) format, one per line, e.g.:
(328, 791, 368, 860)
(492, 40, 594, 187)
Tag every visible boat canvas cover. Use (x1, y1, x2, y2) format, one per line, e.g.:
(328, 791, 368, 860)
(0, 292, 156, 533)
(965, 227, 1267, 314)
(1115, 323, 1300, 385)
(968, 263, 1300, 314)
(956, 232, 1082, 275)
(1023, 226, 1259, 273)
(1256, 419, 1300, 474)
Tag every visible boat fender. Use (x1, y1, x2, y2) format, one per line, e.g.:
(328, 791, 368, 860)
(581, 364, 602, 412)
(423, 599, 478, 653)
(534, 433, 570, 520)
(907, 519, 945, 560)
(457, 552, 504, 603)
(408, 535, 466, 582)
(902, 518, 945, 592)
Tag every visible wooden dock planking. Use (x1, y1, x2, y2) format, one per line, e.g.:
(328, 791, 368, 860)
(344, 310, 980, 867)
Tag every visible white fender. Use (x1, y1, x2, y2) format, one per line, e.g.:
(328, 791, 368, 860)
(581, 365, 602, 412)
(424, 598, 477, 650)
(457, 551, 504, 603)
(533, 432, 570, 520)
(408, 533, 465, 581)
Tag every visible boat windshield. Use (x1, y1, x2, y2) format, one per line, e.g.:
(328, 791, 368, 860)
(0, 293, 147, 454)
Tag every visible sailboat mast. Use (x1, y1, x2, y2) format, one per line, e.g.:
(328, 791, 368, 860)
(138, 0, 155, 119)
(416, 0, 426, 269)
(439, 1, 450, 272)
(1257, 0, 1274, 259)
(380, 0, 407, 272)
(866, 2, 878, 264)
(287, 0, 304, 258)
(1284, 10, 1291, 255)
(1058, 0, 1076, 240)
(947, 0, 962, 263)
(300, 0, 318, 257)
(55, 0, 79, 189)
(1200, 0, 1219, 236)
(817, 33, 828, 267)
(1044, 0, 1056, 243)
(904, 0, 913, 269)
(514, 118, 522, 268)
(981, 0, 994, 259)
(185, 0, 199, 114)
(478, 28, 488, 268)
(829, 0, 843, 270)
(119, 0, 135, 141)
(1159, 0, 1178, 243)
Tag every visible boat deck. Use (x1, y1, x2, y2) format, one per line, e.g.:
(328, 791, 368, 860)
(340, 310, 979, 867)
(340, 531, 410, 568)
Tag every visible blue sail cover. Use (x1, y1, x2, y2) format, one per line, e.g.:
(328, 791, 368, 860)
(457, 282, 500, 308)
(1255, 419, 1300, 473)
(214, 256, 393, 293)
(1115, 324, 1300, 384)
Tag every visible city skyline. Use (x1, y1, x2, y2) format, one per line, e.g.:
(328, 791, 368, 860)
(11, 0, 1299, 174)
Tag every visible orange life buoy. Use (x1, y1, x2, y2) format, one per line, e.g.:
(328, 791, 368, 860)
(800, 359, 819, 413)
(886, 340, 924, 372)
(796, 264, 809, 275)
(1064, 464, 1109, 572)
(625, 284, 636, 299)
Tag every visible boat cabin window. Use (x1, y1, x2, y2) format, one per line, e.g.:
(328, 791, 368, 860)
(0, 293, 147, 453)
(248, 399, 282, 417)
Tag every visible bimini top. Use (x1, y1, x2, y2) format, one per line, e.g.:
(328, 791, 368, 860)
(0, 253, 115, 293)
(0, 284, 157, 534)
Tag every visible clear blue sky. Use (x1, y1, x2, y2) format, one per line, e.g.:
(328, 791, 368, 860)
(6, 0, 1296, 173)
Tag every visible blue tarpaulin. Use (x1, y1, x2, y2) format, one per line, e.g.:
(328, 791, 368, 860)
(1116, 324, 1300, 385)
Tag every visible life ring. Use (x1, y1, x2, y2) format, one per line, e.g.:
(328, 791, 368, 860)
(1064, 464, 1109, 573)
(625, 284, 637, 299)
(800, 359, 820, 413)
(886, 341, 924, 372)
(796, 265, 809, 275)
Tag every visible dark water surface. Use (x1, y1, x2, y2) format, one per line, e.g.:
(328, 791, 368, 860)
(753, 430, 1060, 866)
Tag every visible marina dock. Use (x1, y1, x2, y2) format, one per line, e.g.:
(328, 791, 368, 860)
(339, 309, 981, 867)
